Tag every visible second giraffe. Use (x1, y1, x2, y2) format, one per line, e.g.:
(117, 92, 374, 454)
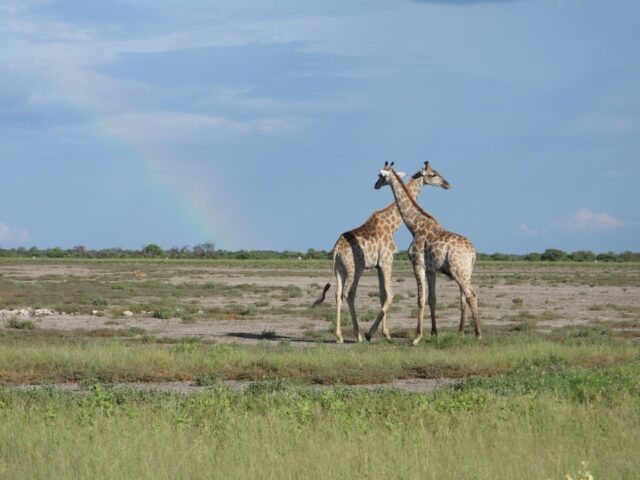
(375, 161, 481, 345)
(313, 161, 450, 343)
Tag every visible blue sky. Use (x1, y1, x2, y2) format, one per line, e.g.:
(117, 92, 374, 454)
(1, 0, 638, 253)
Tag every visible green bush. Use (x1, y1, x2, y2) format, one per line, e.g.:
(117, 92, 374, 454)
(541, 248, 566, 261)
(5, 317, 36, 330)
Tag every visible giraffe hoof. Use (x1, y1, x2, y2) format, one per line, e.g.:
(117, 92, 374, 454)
(412, 337, 422, 346)
(336, 337, 344, 344)
(382, 332, 391, 341)
(356, 335, 363, 343)
(364, 332, 372, 342)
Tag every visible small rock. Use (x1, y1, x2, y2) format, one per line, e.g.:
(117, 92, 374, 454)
(123, 310, 134, 317)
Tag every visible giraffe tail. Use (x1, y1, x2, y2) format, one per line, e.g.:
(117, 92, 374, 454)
(312, 249, 337, 307)
(312, 282, 332, 307)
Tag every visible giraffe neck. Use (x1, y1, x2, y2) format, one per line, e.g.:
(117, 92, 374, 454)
(387, 171, 438, 236)
(376, 177, 423, 232)
(405, 176, 424, 202)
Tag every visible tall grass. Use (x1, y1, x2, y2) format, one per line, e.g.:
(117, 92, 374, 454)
(0, 381, 638, 479)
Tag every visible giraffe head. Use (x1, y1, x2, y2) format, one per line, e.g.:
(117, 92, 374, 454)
(375, 161, 406, 189)
(413, 161, 450, 189)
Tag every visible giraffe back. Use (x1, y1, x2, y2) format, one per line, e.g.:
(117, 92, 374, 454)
(410, 225, 476, 278)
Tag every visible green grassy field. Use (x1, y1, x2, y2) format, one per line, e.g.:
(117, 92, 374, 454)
(1, 259, 639, 478)
(1, 353, 638, 479)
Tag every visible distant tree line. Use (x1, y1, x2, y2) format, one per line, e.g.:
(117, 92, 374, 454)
(0, 243, 318, 260)
(0, 244, 638, 262)
(473, 248, 640, 263)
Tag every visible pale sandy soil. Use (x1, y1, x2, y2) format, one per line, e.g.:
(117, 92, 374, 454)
(8, 378, 460, 395)
(1, 262, 639, 344)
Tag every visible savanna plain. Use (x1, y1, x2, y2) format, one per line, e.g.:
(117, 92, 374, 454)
(1, 258, 639, 479)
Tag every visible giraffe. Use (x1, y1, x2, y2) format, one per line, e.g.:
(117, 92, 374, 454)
(375, 161, 481, 345)
(313, 162, 451, 343)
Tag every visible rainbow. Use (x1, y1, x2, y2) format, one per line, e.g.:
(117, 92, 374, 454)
(53, 69, 238, 250)
(100, 119, 237, 250)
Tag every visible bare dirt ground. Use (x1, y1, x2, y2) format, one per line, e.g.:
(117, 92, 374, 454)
(10, 378, 460, 395)
(1, 260, 639, 344)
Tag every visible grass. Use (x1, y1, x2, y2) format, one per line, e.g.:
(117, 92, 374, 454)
(0, 258, 638, 478)
(151, 308, 175, 319)
(280, 284, 303, 299)
(504, 310, 539, 332)
(260, 329, 278, 339)
(0, 333, 636, 386)
(0, 370, 638, 479)
(208, 304, 257, 319)
(5, 317, 37, 330)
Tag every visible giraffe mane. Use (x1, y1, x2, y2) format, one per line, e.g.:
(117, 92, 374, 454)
(373, 175, 420, 215)
(391, 170, 439, 224)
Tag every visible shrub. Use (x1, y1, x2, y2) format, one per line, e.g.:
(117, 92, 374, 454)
(260, 329, 277, 339)
(152, 309, 175, 320)
(541, 248, 566, 261)
(142, 244, 164, 257)
(6, 317, 36, 330)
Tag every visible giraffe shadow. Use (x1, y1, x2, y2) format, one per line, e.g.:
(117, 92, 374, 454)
(224, 332, 337, 344)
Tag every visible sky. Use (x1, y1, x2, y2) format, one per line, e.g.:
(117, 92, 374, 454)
(1, 0, 639, 253)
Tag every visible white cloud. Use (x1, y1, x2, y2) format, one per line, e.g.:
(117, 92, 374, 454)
(7, 18, 94, 42)
(99, 111, 303, 143)
(558, 208, 625, 232)
(0, 222, 30, 242)
(519, 223, 537, 236)
(207, 86, 361, 113)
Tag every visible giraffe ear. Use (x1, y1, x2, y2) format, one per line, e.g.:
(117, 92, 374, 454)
(396, 171, 407, 179)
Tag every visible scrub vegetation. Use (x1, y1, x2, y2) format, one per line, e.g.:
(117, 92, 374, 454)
(0, 258, 638, 478)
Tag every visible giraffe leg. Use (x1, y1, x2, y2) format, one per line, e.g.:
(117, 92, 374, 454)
(364, 267, 384, 341)
(412, 261, 426, 346)
(458, 286, 467, 336)
(459, 283, 481, 339)
(427, 272, 437, 337)
(334, 267, 346, 344)
(346, 269, 363, 342)
(366, 264, 394, 341)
